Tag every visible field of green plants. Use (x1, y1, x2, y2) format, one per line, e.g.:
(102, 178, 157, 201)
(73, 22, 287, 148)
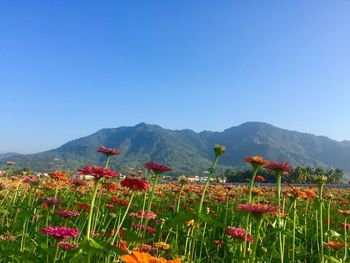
(0, 145, 349, 262)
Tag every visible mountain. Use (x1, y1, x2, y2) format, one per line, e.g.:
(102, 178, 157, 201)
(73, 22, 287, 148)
(0, 152, 22, 160)
(1, 122, 350, 174)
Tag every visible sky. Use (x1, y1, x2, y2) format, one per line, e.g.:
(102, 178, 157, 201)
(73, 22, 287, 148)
(1, 1, 350, 154)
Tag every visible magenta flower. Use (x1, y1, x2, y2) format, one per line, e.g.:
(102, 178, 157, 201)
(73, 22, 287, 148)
(144, 162, 172, 174)
(58, 241, 79, 251)
(42, 226, 79, 239)
(129, 210, 157, 220)
(265, 161, 292, 175)
(78, 165, 118, 180)
(69, 178, 87, 187)
(97, 146, 121, 156)
(56, 210, 80, 218)
(39, 197, 61, 206)
(237, 203, 279, 217)
(121, 178, 149, 191)
(224, 226, 253, 243)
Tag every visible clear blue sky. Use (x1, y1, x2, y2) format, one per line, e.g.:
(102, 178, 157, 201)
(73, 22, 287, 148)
(1, 1, 350, 154)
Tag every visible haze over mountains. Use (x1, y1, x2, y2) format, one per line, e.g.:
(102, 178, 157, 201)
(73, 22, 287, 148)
(1, 122, 350, 174)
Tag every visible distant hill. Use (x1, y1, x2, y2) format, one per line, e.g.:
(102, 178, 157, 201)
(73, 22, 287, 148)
(1, 122, 350, 174)
(0, 152, 21, 160)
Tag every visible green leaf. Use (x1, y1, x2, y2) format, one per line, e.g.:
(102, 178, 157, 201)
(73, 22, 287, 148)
(164, 211, 195, 230)
(198, 213, 224, 227)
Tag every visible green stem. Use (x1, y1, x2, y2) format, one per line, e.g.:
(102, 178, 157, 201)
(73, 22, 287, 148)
(142, 172, 160, 239)
(292, 199, 297, 263)
(86, 180, 100, 240)
(276, 174, 284, 263)
(111, 191, 135, 245)
(251, 217, 264, 263)
(248, 167, 259, 203)
(319, 183, 324, 263)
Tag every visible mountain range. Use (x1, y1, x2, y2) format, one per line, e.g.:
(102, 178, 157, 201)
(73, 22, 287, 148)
(1, 122, 350, 174)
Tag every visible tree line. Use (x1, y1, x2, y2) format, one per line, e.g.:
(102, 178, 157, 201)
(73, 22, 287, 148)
(224, 166, 345, 184)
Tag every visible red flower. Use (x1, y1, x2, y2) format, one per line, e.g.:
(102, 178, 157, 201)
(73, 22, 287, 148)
(237, 203, 279, 217)
(69, 178, 87, 187)
(121, 178, 149, 191)
(129, 210, 157, 220)
(144, 162, 172, 174)
(56, 210, 80, 218)
(255, 175, 267, 182)
(58, 241, 79, 251)
(97, 146, 121, 156)
(224, 226, 253, 243)
(325, 241, 345, 250)
(42, 226, 79, 239)
(78, 165, 118, 180)
(22, 176, 39, 185)
(265, 161, 292, 175)
(111, 197, 129, 207)
(39, 197, 62, 206)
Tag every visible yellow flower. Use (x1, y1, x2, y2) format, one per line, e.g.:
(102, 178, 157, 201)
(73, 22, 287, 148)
(154, 241, 170, 250)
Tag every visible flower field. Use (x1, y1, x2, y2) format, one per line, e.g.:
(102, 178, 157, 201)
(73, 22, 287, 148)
(1, 146, 349, 262)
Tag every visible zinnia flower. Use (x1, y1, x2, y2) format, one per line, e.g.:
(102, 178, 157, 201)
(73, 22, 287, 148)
(214, 144, 226, 157)
(244, 156, 269, 169)
(39, 197, 62, 206)
(69, 178, 87, 187)
(237, 203, 279, 217)
(154, 241, 170, 250)
(255, 175, 267, 182)
(224, 226, 253, 243)
(265, 161, 292, 175)
(324, 241, 345, 250)
(41, 226, 79, 239)
(56, 210, 80, 218)
(22, 176, 39, 185)
(58, 241, 79, 251)
(339, 210, 350, 216)
(121, 178, 149, 191)
(129, 210, 157, 220)
(144, 162, 172, 174)
(97, 146, 121, 156)
(120, 251, 181, 263)
(78, 165, 118, 180)
(50, 171, 67, 181)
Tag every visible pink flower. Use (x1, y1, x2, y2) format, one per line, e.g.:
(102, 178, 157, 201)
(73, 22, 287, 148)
(224, 226, 253, 243)
(129, 210, 157, 220)
(39, 197, 61, 206)
(56, 210, 80, 218)
(265, 161, 292, 175)
(22, 176, 39, 185)
(132, 223, 156, 233)
(42, 226, 79, 239)
(237, 203, 279, 217)
(78, 165, 118, 180)
(121, 178, 149, 191)
(58, 241, 79, 251)
(97, 146, 121, 156)
(69, 178, 87, 187)
(144, 162, 172, 174)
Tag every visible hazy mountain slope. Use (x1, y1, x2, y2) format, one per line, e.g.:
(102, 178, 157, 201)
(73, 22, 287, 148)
(2, 122, 350, 173)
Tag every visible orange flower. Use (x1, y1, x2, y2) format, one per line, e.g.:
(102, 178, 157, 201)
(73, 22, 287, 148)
(244, 156, 269, 169)
(50, 171, 67, 181)
(339, 210, 350, 216)
(324, 241, 344, 250)
(121, 251, 181, 263)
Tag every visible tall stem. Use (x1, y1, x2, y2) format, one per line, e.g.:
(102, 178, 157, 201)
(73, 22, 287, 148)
(86, 180, 100, 240)
(276, 174, 284, 263)
(318, 183, 324, 263)
(251, 217, 263, 263)
(248, 168, 259, 203)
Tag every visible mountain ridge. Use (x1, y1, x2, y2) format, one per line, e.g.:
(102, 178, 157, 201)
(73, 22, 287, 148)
(1, 122, 350, 174)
